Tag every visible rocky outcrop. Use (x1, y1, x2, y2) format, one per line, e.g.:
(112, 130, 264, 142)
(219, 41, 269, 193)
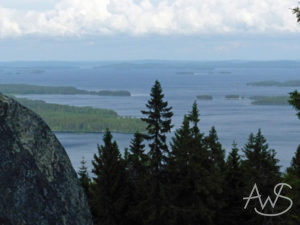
(0, 94, 93, 225)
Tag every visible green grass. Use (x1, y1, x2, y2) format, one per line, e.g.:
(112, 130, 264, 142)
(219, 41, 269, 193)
(16, 98, 145, 133)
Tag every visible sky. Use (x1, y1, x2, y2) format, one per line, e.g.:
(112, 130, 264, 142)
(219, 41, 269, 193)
(0, 0, 300, 61)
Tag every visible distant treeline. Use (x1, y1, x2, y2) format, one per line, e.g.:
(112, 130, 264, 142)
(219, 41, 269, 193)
(0, 84, 131, 96)
(248, 80, 300, 87)
(17, 98, 145, 133)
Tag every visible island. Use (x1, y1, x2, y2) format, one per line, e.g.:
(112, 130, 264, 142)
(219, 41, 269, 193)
(225, 95, 240, 99)
(247, 80, 300, 87)
(196, 95, 213, 100)
(0, 84, 131, 96)
(16, 98, 145, 133)
(249, 96, 289, 105)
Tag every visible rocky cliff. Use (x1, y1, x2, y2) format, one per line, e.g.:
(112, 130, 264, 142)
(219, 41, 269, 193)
(0, 94, 93, 225)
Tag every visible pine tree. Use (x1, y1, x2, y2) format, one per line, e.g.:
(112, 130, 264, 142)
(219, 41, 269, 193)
(141, 80, 173, 225)
(241, 129, 281, 225)
(78, 157, 91, 200)
(91, 129, 130, 225)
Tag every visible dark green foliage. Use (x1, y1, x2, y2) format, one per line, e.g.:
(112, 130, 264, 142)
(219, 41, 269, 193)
(168, 115, 193, 225)
(222, 142, 245, 225)
(289, 90, 300, 119)
(241, 129, 281, 225)
(126, 132, 149, 225)
(287, 145, 300, 177)
(78, 157, 91, 199)
(186, 102, 215, 225)
(17, 98, 145, 133)
(293, 7, 300, 22)
(91, 130, 130, 225)
(204, 126, 226, 225)
(141, 80, 173, 225)
(284, 146, 300, 225)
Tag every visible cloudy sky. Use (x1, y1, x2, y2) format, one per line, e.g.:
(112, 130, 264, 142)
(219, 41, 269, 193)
(0, 0, 299, 61)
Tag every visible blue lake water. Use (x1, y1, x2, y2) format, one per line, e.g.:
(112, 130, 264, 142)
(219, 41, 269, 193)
(2, 62, 300, 171)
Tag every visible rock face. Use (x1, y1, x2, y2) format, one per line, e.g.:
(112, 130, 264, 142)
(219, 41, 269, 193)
(0, 94, 93, 225)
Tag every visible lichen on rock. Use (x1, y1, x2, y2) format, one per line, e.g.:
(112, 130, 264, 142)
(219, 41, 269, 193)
(0, 94, 93, 225)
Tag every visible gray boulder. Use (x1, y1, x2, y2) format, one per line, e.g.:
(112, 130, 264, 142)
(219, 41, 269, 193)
(0, 94, 93, 225)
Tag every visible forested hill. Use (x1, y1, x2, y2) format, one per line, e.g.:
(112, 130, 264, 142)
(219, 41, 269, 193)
(16, 98, 145, 133)
(0, 84, 131, 96)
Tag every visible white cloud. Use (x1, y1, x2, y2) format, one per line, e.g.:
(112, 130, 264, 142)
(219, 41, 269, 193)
(0, 0, 299, 39)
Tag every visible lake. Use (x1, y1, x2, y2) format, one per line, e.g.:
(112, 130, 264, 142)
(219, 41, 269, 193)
(2, 61, 300, 171)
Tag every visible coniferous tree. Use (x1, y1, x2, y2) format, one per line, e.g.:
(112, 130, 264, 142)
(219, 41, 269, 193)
(141, 80, 173, 225)
(204, 126, 226, 225)
(188, 101, 202, 138)
(78, 157, 91, 200)
(284, 145, 300, 225)
(222, 142, 245, 225)
(91, 129, 130, 225)
(289, 90, 300, 119)
(241, 129, 281, 225)
(168, 115, 193, 225)
(126, 132, 149, 225)
(287, 145, 300, 177)
(293, 7, 300, 22)
(186, 102, 215, 225)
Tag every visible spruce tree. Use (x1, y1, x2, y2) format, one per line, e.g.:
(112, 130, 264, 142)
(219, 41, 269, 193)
(168, 115, 193, 224)
(78, 157, 91, 200)
(91, 129, 130, 225)
(141, 80, 173, 225)
(204, 126, 226, 225)
(284, 146, 300, 225)
(188, 101, 201, 137)
(222, 142, 245, 225)
(241, 129, 281, 225)
(185, 102, 215, 225)
(289, 90, 300, 119)
(287, 145, 300, 177)
(126, 132, 149, 225)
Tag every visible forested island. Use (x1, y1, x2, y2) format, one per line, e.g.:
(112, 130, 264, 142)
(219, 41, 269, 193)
(249, 96, 289, 105)
(247, 80, 300, 87)
(16, 98, 145, 133)
(0, 84, 131, 96)
(196, 95, 213, 100)
(225, 94, 240, 99)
